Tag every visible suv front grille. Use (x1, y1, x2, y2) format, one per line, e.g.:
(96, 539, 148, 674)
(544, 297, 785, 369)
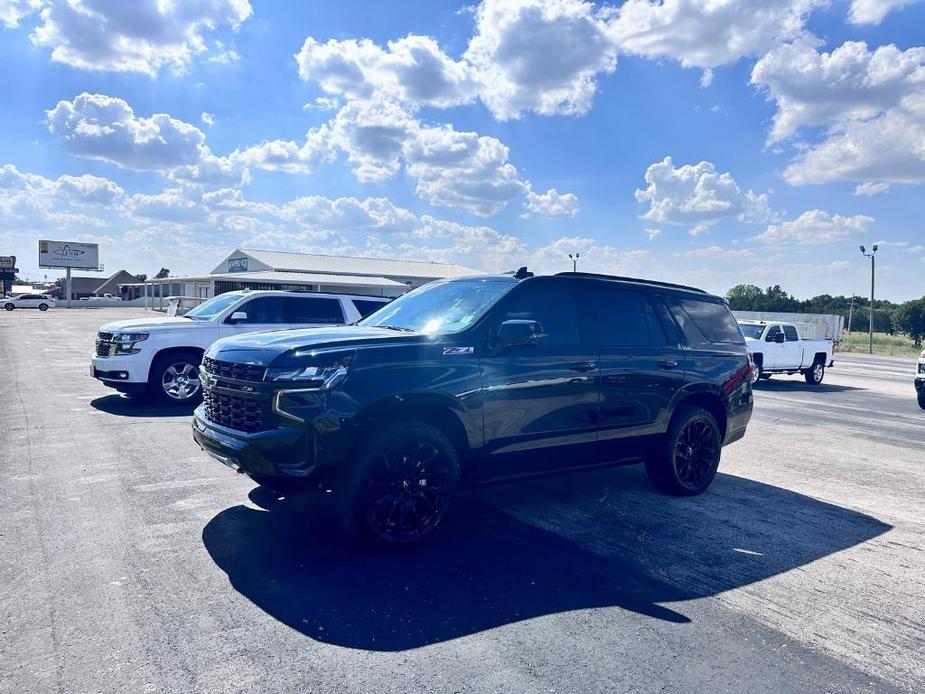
(202, 356, 266, 382)
(96, 332, 115, 357)
(202, 388, 276, 433)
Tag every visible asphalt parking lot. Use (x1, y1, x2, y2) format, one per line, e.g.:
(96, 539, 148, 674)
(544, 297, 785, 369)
(2, 307, 923, 693)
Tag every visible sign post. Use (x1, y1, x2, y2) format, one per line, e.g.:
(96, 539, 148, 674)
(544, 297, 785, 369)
(37, 240, 102, 308)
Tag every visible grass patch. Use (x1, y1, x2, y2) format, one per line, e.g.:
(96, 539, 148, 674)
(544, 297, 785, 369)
(839, 332, 922, 357)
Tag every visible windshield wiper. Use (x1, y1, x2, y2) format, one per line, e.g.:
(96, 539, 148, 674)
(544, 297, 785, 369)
(375, 324, 416, 332)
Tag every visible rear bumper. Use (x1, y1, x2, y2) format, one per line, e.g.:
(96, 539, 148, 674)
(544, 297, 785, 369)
(192, 406, 316, 481)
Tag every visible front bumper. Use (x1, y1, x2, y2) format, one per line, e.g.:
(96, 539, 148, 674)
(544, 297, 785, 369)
(90, 353, 149, 384)
(915, 376, 924, 393)
(192, 406, 316, 481)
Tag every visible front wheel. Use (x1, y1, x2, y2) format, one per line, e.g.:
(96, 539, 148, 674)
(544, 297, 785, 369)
(3, 303, 13, 311)
(149, 351, 202, 405)
(645, 406, 722, 496)
(338, 421, 460, 547)
(804, 362, 825, 385)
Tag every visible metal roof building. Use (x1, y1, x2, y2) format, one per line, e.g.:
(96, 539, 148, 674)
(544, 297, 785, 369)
(126, 248, 482, 307)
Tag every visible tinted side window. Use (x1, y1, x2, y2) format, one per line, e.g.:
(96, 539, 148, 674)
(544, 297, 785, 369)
(500, 284, 580, 345)
(239, 297, 284, 323)
(284, 297, 345, 324)
(352, 299, 389, 318)
(578, 286, 656, 346)
(680, 299, 743, 344)
(765, 325, 783, 342)
(783, 325, 799, 342)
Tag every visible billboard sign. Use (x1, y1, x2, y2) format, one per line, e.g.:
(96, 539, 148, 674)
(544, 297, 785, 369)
(0, 256, 15, 270)
(39, 240, 100, 269)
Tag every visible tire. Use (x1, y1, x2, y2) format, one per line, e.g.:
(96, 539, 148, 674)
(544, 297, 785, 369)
(804, 362, 825, 385)
(38, 303, 48, 311)
(3, 303, 13, 311)
(149, 350, 203, 405)
(337, 420, 460, 548)
(918, 392, 925, 410)
(645, 406, 722, 496)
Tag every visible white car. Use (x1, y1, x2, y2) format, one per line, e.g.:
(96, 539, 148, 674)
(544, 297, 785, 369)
(90, 290, 391, 404)
(3, 294, 56, 311)
(738, 320, 834, 385)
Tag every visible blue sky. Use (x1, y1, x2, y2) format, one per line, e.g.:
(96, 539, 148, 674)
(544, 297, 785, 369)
(1, 0, 923, 300)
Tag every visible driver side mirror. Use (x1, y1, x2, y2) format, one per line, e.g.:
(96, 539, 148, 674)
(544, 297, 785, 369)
(227, 310, 248, 324)
(495, 319, 541, 352)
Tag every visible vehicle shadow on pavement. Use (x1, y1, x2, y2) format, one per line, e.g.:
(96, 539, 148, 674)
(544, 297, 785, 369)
(752, 380, 863, 393)
(90, 394, 197, 417)
(202, 465, 891, 651)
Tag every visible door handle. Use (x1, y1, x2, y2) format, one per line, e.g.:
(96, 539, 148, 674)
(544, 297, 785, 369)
(659, 360, 679, 370)
(569, 361, 597, 372)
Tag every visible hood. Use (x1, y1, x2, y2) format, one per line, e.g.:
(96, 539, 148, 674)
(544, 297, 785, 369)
(208, 325, 427, 364)
(99, 316, 203, 332)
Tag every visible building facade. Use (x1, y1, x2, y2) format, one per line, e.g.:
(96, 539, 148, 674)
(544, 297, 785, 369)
(124, 249, 481, 307)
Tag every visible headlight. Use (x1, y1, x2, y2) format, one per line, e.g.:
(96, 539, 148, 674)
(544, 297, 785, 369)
(265, 352, 352, 390)
(918, 362, 925, 374)
(111, 332, 149, 355)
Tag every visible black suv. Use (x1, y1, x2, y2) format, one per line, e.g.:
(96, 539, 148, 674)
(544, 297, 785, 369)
(193, 272, 753, 546)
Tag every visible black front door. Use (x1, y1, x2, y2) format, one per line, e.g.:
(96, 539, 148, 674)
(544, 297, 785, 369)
(577, 285, 685, 443)
(480, 282, 599, 464)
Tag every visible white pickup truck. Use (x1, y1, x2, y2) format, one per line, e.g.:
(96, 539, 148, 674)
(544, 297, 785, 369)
(737, 320, 834, 385)
(90, 290, 390, 404)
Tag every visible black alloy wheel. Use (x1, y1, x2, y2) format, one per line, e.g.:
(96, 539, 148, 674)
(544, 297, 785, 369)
(363, 439, 454, 544)
(339, 421, 460, 547)
(673, 419, 718, 490)
(645, 406, 721, 496)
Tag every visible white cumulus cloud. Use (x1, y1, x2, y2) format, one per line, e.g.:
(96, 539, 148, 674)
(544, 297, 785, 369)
(754, 209, 874, 245)
(524, 187, 579, 217)
(847, 0, 921, 24)
(28, 0, 252, 75)
(464, 0, 618, 119)
(752, 38, 925, 142)
(635, 156, 771, 235)
(608, 0, 821, 70)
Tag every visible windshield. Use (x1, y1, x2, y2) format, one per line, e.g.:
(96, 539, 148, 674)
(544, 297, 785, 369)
(359, 278, 515, 334)
(737, 323, 766, 340)
(184, 293, 242, 320)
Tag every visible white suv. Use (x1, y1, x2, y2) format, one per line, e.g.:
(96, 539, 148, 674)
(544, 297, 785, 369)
(91, 290, 391, 404)
(4, 294, 56, 311)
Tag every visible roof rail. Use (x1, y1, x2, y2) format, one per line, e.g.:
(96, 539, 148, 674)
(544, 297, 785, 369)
(555, 271, 707, 294)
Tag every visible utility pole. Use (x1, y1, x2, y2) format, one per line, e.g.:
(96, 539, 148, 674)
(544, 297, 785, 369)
(846, 296, 855, 335)
(568, 252, 580, 272)
(859, 245, 878, 354)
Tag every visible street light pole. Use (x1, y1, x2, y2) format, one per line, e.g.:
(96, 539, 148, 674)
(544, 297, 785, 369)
(568, 252, 580, 272)
(859, 244, 878, 355)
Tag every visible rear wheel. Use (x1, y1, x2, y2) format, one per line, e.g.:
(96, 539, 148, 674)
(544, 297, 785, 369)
(804, 362, 825, 385)
(646, 406, 722, 496)
(337, 421, 460, 547)
(38, 303, 49, 311)
(149, 351, 202, 405)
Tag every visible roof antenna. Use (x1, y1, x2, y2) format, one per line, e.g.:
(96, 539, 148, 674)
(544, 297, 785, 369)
(513, 266, 533, 279)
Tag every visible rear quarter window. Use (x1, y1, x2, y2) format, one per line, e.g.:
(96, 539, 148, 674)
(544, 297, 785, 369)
(677, 298, 744, 344)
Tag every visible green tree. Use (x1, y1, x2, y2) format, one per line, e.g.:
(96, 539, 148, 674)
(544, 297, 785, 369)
(136, 273, 148, 282)
(154, 268, 170, 279)
(892, 298, 925, 347)
(726, 284, 764, 310)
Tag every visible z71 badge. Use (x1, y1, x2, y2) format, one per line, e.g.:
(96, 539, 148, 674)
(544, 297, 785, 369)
(443, 346, 474, 355)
